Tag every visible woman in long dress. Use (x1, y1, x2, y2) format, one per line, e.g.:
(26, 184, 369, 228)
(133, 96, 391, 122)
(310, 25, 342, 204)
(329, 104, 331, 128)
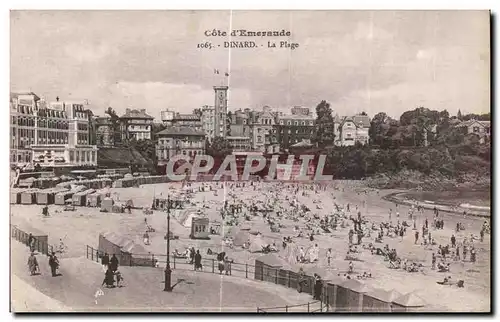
(27, 252, 38, 275)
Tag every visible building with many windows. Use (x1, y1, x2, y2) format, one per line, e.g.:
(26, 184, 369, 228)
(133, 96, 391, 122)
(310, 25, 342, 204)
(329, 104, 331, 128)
(120, 108, 154, 141)
(201, 105, 216, 142)
(155, 126, 206, 166)
(274, 107, 315, 151)
(227, 136, 252, 152)
(10, 92, 98, 167)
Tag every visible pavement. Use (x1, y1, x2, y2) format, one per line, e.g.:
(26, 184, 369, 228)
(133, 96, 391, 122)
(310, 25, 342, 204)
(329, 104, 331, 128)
(10, 239, 313, 312)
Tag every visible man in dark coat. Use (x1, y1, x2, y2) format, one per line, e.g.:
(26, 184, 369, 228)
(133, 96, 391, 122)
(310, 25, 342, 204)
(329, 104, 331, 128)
(194, 250, 202, 271)
(101, 253, 110, 270)
(314, 274, 323, 300)
(110, 254, 119, 272)
(48, 252, 59, 277)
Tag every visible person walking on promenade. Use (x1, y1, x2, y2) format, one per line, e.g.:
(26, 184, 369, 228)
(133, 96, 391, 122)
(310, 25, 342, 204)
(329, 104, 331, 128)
(110, 254, 119, 272)
(48, 252, 59, 277)
(27, 252, 39, 276)
(194, 250, 202, 271)
(224, 256, 231, 275)
(27, 233, 34, 251)
(451, 235, 456, 248)
(101, 253, 110, 271)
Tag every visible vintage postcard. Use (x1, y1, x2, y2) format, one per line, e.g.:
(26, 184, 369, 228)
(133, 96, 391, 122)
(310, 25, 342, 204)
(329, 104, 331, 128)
(9, 10, 491, 313)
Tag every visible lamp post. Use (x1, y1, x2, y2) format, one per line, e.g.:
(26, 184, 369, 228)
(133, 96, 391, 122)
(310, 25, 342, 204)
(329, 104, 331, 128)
(164, 195, 173, 292)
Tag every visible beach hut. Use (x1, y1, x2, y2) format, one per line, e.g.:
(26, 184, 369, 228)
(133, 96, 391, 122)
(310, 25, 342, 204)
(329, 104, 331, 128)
(190, 217, 210, 240)
(363, 288, 402, 312)
(10, 189, 22, 204)
(87, 192, 102, 207)
(391, 292, 426, 312)
(72, 189, 95, 206)
(20, 190, 37, 204)
(336, 279, 372, 312)
(36, 189, 66, 205)
(254, 253, 285, 284)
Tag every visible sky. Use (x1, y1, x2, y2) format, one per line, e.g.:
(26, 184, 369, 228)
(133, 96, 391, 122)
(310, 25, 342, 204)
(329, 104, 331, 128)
(10, 10, 490, 119)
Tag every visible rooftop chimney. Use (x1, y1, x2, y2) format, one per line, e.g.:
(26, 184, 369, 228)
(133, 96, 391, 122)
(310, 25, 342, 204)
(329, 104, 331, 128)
(140, 109, 146, 113)
(56, 96, 59, 102)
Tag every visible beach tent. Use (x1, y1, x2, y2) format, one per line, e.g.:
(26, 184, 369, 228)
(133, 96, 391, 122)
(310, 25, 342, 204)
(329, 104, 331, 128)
(182, 212, 199, 228)
(248, 234, 267, 253)
(254, 253, 285, 283)
(363, 288, 402, 312)
(98, 231, 154, 267)
(233, 230, 251, 247)
(391, 292, 426, 312)
(336, 279, 372, 312)
(325, 276, 346, 311)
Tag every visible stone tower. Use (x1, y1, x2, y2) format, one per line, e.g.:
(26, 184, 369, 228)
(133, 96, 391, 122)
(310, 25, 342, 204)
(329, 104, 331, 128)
(213, 86, 228, 138)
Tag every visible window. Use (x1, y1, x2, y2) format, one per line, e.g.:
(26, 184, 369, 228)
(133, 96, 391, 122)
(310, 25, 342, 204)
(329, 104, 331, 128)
(485, 127, 490, 134)
(294, 121, 298, 126)
(473, 126, 480, 133)
(280, 120, 284, 125)
(302, 121, 305, 125)
(287, 121, 291, 125)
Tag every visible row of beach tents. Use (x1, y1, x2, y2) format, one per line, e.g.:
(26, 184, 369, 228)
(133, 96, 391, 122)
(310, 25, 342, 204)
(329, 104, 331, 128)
(254, 253, 427, 312)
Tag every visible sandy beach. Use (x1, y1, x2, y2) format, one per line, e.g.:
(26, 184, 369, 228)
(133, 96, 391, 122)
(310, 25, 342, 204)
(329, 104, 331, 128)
(10, 180, 490, 312)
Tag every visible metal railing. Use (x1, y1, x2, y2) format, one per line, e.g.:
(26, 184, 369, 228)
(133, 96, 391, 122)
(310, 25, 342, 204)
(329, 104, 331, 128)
(11, 225, 54, 256)
(86, 245, 331, 313)
(86, 245, 256, 278)
(257, 299, 329, 313)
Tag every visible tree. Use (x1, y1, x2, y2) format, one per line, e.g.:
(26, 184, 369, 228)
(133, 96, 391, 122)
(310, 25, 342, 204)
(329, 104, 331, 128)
(129, 138, 157, 172)
(360, 111, 368, 116)
(312, 100, 335, 148)
(457, 109, 463, 120)
(206, 136, 232, 157)
(106, 107, 122, 146)
(193, 108, 203, 118)
(369, 112, 390, 146)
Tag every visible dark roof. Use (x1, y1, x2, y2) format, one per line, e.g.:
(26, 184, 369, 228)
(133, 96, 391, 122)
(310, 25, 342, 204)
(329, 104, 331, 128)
(455, 119, 490, 128)
(353, 115, 371, 128)
(120, 109, 153, 119)
(156, 126, 205, 136)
